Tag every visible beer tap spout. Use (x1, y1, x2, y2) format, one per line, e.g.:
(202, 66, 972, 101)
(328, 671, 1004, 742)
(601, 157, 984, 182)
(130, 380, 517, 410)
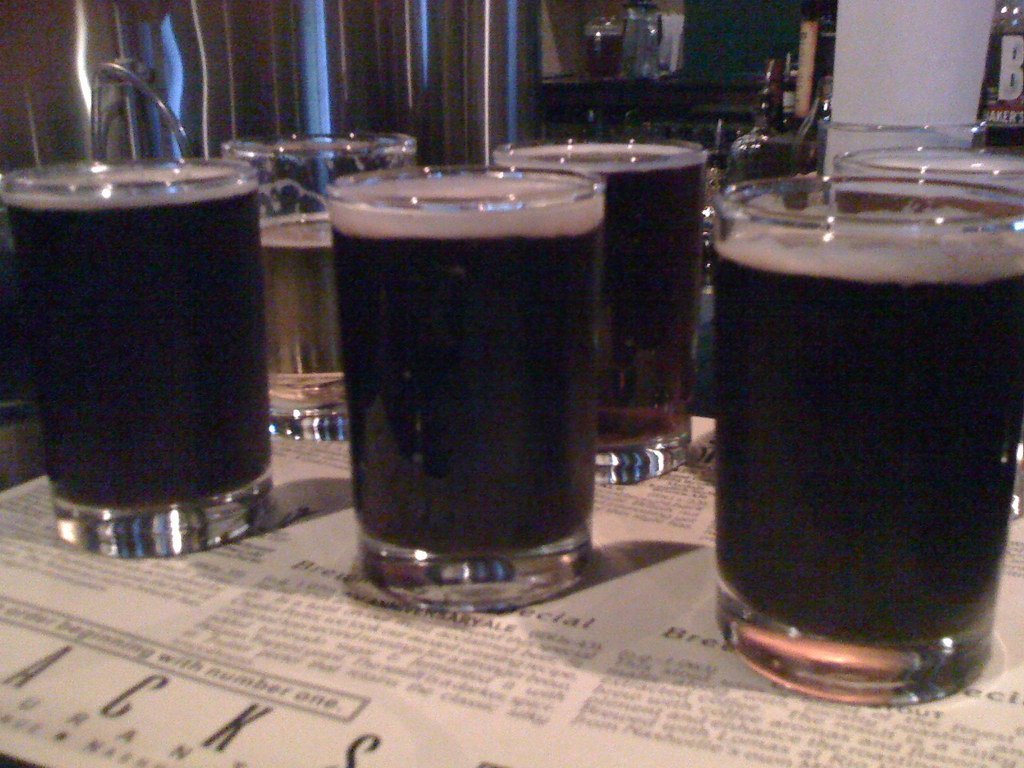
(90, 59, 191, 161)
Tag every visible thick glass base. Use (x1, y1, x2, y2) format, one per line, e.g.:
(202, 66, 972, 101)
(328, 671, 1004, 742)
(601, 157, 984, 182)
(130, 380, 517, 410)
(595, 426, 690, 485)
(269, 404, 347, 441)
(53, 470, 273, 558)
(717, 584, 991, 706)
(359, 528, 591, 613)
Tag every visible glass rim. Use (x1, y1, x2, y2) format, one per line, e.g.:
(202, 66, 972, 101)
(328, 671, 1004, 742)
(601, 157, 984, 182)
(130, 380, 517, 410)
(259, 210, 330, 227)
(715, 175, 1024, 233)
(222, 132, 417, 159)
(492, 138, 707, 172)
(326, 165, 605, 214)
(823, 120, 986, 134)
(0, 159, 257, 209)
(834, 146, 1024, 178)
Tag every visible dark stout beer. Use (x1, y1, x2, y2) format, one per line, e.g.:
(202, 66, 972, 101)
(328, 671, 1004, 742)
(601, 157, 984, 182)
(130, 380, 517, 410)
(597, 157, 705, 449)
(714, 209, 1024, 645)
(493, 143, 706, 455)
(6, 168, 270, 508)
(329, 174, 603, 553)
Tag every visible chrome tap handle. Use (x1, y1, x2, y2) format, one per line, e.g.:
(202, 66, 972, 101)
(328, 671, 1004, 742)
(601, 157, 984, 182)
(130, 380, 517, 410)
(90, 59, 191, 161)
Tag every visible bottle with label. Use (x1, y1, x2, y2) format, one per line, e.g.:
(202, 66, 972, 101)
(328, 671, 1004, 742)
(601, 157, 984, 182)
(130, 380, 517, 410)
(794, 0, 837, 123)
(794, 0, 819, 121)
(980, 3, 1024, 148)
(814, 0, 837, 90)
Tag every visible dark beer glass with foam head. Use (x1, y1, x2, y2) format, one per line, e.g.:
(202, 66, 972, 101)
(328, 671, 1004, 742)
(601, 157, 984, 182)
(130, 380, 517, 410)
(835, 147, 1024, 522)
(713, 175, 1024, 705)
(327, 167, 604, 612)
(1, 161, 272, 557)
(493, 140, 707, 485)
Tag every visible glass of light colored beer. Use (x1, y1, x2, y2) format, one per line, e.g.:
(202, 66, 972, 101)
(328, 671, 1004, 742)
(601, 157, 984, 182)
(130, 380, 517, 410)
(224, 133, 416, 440)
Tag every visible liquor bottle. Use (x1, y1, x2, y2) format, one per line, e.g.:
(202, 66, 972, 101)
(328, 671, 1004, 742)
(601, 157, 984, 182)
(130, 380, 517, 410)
(781, 52, 798, 130)
(814, 0, 838, 90)
(619, 1, 662, 79)
(794, 0, 837, 122)
(796, 74, 832, 174)
(794, 0, 819, 121)
(701, 119, 729, 286)
(583, 16, 625, 79)
(764, 58, 786, 134)
(725, 61, 796, 183)
(980, 2, 1024, 148)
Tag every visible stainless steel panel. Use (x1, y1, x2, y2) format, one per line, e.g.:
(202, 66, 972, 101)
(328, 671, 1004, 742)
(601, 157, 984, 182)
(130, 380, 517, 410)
(339, 0, 541, 164)
(0, 0, 116, 169)
(0, 0, 541, 169)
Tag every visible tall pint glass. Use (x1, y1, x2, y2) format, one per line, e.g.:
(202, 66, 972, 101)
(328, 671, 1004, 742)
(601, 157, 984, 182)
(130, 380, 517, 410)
(713, 176, 1024, 704)
(493, 141, 707, 485)
(328, 167, 604, 611)
(1, 161, 272, 557)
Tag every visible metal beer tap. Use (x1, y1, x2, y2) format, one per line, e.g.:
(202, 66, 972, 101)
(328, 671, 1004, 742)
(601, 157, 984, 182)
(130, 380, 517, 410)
(90, 58, 191, 161)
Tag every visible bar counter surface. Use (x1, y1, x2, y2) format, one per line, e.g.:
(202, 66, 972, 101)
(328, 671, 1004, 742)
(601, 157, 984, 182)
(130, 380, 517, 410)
(1, 414, 1024, 767)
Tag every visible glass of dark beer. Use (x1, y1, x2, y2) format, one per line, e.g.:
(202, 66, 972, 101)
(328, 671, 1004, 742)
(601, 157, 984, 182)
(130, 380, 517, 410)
(223, 134, 416, 440)
(493, 140, 708, 485)
(713, 175, 1024, 705)
(0, 160, 272, 557)
(835, 146, 1024, 521)
(327, 166, 605, 611)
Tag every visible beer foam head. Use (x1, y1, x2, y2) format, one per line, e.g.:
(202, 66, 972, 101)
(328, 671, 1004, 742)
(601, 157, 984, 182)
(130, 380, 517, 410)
(493, 141, 706, 175)
(0, 161, 257, 211)
(260, 213, 332, 248)
(715, 177, 1024, 285)
(327, 167, 604, 239)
